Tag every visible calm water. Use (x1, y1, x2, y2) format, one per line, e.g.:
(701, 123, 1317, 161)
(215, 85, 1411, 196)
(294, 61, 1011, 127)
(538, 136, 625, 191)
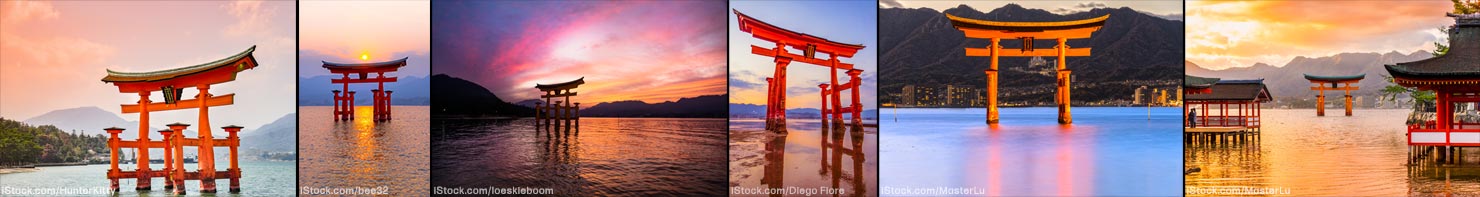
(1185, 109, 1480, 196)
(879, 107, 1182, 196)
(431, 117, 727, 196)
(299, 106, 429, 196)
(728, 119, 879, 196)
(0, 161, 296, 196)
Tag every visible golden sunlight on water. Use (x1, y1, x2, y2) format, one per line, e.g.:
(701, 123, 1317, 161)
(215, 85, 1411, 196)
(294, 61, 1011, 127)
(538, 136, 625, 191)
(299, 106, 429, 196)
(1186, 109, 1480, 196)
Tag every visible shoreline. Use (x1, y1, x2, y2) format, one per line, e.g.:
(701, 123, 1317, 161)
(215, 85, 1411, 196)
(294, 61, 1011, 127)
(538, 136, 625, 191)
(0, 168, 40, 175)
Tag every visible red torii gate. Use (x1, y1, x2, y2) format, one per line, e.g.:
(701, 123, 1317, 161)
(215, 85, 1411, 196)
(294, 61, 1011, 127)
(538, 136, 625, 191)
(734, 9, 867, 130)
(946, 13, 1108, 124)
(534, 77, 583, 133)
(100, 45, 255, 194)
(1304, 74, 1364, 116)
(323, 57, 407, 122)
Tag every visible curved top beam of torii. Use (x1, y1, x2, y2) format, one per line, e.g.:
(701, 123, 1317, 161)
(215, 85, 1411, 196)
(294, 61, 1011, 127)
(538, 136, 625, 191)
(734, 9, 866, 59)
(102, 45, 259, 93)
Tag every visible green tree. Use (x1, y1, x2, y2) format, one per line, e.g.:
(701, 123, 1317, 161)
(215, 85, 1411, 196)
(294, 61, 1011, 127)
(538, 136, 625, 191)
(1455, 0, 1480, 15)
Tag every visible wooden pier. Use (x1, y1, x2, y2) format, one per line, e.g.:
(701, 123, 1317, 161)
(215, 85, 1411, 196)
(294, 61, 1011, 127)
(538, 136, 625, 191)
(1184, 127, 1259, 145)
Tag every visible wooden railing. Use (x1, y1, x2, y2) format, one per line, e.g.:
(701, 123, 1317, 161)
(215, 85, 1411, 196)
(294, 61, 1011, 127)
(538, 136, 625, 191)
(1186, 116, 1260, 128)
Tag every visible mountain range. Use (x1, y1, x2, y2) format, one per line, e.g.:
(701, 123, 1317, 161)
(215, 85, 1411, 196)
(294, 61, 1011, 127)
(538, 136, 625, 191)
(20, 106, 295, 158)
(240, 113, 296, 152)
(431, 74, 726, 118)
(879, 4, 1183, 104)
(430, 74, 537, 117)
(299, 75, 431, 106)
(580, 95, 726, 118)
(22, 107, 161, 139)
(1186, 51, 1431, 98)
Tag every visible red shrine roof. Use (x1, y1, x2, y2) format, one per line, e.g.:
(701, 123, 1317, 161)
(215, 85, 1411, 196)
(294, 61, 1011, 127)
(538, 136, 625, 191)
(101, 45, 258, 83)
(733, 9, 865, 57)
(535, 77, 584, 91)
(1386, 13, 1480, 85)
(322, 57, 408, 73)
(1185, 79, 1272, 102)
(945, 13, 1109, 31)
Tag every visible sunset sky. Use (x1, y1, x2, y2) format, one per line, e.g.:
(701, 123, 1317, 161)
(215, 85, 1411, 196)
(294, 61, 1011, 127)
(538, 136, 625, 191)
(1185, 0, 1452, 70)
(730, 1, 878, 110)
(433, 0, 727, 105)
(299, 0, 430, 77)
(0, 1, 295, 128)
(879, 0, 1184, 20)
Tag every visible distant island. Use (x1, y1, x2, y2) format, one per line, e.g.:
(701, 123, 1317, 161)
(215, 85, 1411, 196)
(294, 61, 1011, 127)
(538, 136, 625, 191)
(0, 117, 109, 168)
(728, 103, 879, 120)
(432, 74, 726, 118)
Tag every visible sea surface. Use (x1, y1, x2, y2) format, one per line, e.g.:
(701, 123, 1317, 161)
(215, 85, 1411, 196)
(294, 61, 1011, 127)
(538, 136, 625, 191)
(728, 119, 879, 196)
(0, 161, 296, 196)
(879, 107, 1182, 196)
(299, 106, 430, 196)
(1185, 109, 1480, 196)
(431, 117, 727, 196)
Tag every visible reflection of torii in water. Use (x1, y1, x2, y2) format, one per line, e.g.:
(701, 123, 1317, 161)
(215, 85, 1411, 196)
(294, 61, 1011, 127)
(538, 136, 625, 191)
(759, 125, 868, 195)
(734, 9, 868, 132)
(945, 13, 1108, 124)
(534, 77, 584, 137)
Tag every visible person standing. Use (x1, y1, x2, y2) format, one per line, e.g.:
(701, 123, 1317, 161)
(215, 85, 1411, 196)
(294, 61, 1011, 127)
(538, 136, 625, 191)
(1188, 108, 1197, 128)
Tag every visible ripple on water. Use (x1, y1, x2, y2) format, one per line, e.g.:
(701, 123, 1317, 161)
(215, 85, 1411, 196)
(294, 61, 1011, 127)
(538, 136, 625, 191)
(431, 118, 726, 196)
(728, 119, 879, 196)
(1185, 109, 1480, 196)
(299, 106, 430, 196)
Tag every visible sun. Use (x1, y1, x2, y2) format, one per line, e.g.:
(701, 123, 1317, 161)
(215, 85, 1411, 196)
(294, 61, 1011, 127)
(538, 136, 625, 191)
(360, 53, 369, 60)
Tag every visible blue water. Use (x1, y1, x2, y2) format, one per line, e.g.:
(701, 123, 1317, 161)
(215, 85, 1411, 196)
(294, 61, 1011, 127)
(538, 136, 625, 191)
(0, 161, 296, 196)
(879, 107, 1182, 196)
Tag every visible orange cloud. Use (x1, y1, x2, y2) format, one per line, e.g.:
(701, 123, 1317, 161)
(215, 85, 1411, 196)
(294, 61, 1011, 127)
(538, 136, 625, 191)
(1186, 1, 1452, 70)
(298, 0, 430, 62)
